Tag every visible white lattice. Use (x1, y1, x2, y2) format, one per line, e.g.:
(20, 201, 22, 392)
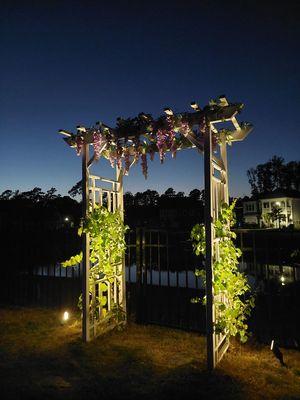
(87, 168, 126, 338)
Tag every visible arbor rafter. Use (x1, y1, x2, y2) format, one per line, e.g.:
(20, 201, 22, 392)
(59, 97, 252, 177)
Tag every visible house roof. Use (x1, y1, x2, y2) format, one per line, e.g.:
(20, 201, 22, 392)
(258, 191, 300, 200)
(243, 190, 300, 202)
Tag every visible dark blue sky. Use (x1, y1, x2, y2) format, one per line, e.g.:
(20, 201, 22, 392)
(1, 0, 299, 197)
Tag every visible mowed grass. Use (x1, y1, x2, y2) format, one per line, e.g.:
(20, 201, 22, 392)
(0, 307, 300, 400)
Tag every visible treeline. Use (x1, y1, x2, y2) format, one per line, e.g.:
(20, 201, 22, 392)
(0, 187, 60, 202)
(0, 187, 81, 273)
(124, 188, 205, 207)
(67, 181, 205, 207)
(0, 186, 205, 210)
(247, 156, 300, 196)
(0, 186, 206, 272)
(0, 187, 81, 226)
(123, 188, 206, 229)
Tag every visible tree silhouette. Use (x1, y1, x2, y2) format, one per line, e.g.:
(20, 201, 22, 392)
(189, 189, 201, 201)
(0, 190, 13, 200)
(163, 187, 176, 198)
(124, 191, 134, 207)
(247, 156, 300, 195)
(268, 206, 285, 228)
(68, 180, 82, 198)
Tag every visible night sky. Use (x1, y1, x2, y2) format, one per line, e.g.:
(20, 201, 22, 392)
(1, 0, 299, 197)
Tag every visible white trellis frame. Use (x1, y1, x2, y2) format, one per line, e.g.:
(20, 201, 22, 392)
(59, 95, 252, 369)
(82, 143, 126, 341)
(183, 103, 249, 369)
(204, 121, 230, 369)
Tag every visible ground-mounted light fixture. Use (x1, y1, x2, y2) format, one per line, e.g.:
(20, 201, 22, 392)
(190, 102, 201, 111)
(270, 339, 287, 367)
(164, 107, 174, 116)
(62, 311, 70, 323)
(76, 126, 86, 133)
(219, 95, 229, 106)
(280, 275, 285, 286)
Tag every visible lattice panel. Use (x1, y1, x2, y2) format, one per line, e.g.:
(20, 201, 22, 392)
(211, 140, 230, 366)
(89, 174, 120, 212)
(87, 170, 125, 338)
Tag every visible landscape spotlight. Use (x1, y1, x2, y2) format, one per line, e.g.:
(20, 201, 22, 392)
(280, 276, 285, 286)
(219, 95, 229, 106)
(64, 217, 69, 222)
(77, 126, 86, 133)
(164, 108, 174, 116)
(63, 311, 69, 322)
(190, 102, 201, 111)
(138, 112, 148, 119)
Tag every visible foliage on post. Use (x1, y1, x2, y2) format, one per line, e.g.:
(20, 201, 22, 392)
(62, 206, 128, 320)
(191, 201, 255, 343)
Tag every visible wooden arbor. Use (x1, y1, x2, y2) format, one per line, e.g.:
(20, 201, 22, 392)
(59, 95, 253, 369)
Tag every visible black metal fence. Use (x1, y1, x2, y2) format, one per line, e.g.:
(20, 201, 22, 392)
(126, 229, 205, 332)
(1, 228, 300, 346)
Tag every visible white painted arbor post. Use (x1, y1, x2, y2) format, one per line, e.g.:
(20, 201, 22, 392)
(204, 127, 230, 370)
(204, 119, 215, 370)
(82, 143, 90, 342)
(116, 165, 127, 321)
(220, 133, 229, 204)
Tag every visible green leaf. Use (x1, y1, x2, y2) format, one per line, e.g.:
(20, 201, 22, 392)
(191, 201, 254, 343)
(100, 296, 107, 306)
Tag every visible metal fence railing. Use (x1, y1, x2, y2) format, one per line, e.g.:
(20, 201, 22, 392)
(1, 228, 299, 345)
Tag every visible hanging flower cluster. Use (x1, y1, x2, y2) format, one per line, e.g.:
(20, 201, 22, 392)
(75, 136, 84, 156)
(156, 129, 169, 163)
(61, 98, 249, 179)
(124, 149, 131, 175)
(166, 116, 177, 158)
(65, 107, 224, 179)
(71, 117, 203, 178)
(140, 153, 147, 178)
(93, 132, 106, 160)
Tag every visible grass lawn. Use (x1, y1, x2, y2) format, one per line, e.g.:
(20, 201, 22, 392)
(0, 307, 300, 400)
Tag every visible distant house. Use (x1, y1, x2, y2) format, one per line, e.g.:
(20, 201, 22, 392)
(243, 200, 260, 225)
(243, 192, 300, 229)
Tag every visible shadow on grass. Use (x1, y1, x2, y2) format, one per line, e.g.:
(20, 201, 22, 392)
(0, 337, 244, 400)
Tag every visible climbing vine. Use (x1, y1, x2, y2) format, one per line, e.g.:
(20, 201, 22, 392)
(191, 201, 255, 342)
(62, 205, 129, 319)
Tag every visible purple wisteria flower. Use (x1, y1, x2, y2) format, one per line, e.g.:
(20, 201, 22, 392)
(93, 131, 106, 160)
(141, 153, 148, 179)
